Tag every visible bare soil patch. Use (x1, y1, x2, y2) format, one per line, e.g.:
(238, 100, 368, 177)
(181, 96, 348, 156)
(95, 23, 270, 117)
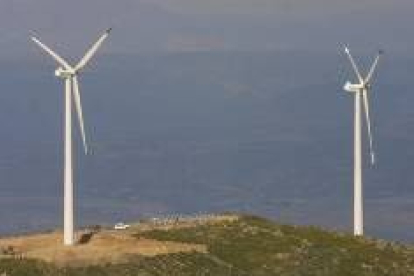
(0, 230, 205, 266)
(0, 214, 239, 267)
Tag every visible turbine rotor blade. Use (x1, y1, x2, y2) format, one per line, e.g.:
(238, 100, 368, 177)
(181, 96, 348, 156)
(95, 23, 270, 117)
(365, 50, 383, 84)
(362, 88, 375, 165)
(75, 28, 112, 72)
(31, 37, 72, 70)
(344, 47, 363, 83)
(72, 76, 88, 154)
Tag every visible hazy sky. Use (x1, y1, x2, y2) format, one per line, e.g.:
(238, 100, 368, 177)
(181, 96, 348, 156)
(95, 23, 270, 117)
(145, 0, 399, 15)
(0, 0, 412, 56)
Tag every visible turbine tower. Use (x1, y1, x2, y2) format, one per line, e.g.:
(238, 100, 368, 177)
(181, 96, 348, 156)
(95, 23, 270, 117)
(31, 29, 111, 246)
(343, 47, 383, 236)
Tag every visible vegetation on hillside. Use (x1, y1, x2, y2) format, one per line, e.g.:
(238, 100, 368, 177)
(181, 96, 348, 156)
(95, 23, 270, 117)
(140, 215, 414, 275)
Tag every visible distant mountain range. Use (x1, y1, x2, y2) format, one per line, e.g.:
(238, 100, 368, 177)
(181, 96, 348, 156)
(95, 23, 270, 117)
(0, 51, 413, 242)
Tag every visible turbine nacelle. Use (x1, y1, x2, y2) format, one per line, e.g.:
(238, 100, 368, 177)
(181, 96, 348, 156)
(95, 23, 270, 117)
(55, 67, 75, 78)
(343, 81, 371, 93)
(344, 81, 363, 93)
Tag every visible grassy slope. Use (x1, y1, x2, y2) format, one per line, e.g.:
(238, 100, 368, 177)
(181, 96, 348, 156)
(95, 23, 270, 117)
(1, 215, 414, 275)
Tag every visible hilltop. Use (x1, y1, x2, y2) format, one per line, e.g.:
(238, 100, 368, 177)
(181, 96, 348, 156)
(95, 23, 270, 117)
(0, 214, 414, 275)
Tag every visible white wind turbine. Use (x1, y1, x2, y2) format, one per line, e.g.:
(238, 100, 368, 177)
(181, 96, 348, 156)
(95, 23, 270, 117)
(343, 47, 383, 236)
(31, 29, 111, 246)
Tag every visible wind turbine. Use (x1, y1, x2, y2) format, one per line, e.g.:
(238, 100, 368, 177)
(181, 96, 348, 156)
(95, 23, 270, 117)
(31, 29, 111, 246)
(343, 47, 383, 236)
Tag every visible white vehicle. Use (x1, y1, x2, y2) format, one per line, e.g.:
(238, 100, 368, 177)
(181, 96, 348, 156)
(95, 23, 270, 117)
(114, 223, 130, 230)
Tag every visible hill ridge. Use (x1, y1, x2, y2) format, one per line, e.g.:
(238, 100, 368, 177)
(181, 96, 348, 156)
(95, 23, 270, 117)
(0, 213, 414, 275)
